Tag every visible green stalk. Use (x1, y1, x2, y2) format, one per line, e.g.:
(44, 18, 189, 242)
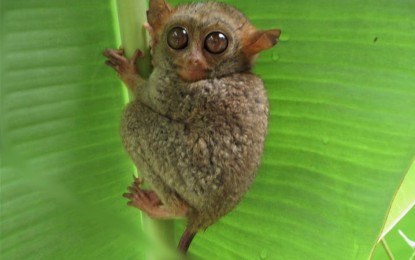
(115, 0, 151, 78)
(112, 0, 177, 259)
(381, 239, 395, 260)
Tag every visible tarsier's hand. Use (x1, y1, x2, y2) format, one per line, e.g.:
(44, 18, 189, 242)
(103, 48, 144, 91)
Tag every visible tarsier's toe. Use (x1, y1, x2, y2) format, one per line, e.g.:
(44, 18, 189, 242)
(123, 189, 145, 207)
(122, 176, 187, 219)
(123, 177, 157, 206)
(132, 175, 144, 185)
(122, 192, 133, 200)
(123, 178, 142, 199)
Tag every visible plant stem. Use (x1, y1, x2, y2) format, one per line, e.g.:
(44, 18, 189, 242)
(381, 238, 395, 260)
(113, 0, 176, 259)
(115, 0, 151, 78)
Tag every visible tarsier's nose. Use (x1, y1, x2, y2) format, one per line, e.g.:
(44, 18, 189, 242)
(186, 47, 207, 69)
(186, 57, 207, 71)
(190, 58, 201, 65)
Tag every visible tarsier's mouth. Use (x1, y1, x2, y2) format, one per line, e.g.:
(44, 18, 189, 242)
(177, 66, 209, 82)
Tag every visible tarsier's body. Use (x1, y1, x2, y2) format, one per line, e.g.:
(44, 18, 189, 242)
(104, 0, 280, 254)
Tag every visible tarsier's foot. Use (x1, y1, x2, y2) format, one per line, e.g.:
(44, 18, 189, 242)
(103, 48, 144, 91)
(123, 176, 187, 219)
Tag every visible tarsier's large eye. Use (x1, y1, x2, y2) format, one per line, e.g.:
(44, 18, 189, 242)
(167, 27, 188, 50)
(204, 32, 228, 54)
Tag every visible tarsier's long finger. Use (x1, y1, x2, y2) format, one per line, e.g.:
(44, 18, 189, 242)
(103, 48, 124, 59)
(105, 60, 119, 69)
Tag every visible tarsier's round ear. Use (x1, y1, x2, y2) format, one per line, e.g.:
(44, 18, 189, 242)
(146, 0, 173, 44)
(243, 29, 281, 56)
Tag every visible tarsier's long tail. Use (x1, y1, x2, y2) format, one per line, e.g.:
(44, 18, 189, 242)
(178, 227, 197, 254)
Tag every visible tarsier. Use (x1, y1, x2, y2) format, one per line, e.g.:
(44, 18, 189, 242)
(104, 0, 280, 254)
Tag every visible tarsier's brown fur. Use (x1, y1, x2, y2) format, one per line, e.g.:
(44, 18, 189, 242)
(104, 0, 280, 254)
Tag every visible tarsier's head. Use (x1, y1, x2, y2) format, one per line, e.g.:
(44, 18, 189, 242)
(147, 0, 281, 82)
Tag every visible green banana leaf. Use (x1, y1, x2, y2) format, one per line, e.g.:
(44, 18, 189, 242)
(1, 0, 414, 259)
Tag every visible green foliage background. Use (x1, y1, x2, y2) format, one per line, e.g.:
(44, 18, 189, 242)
(1, 0, 414, 259)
